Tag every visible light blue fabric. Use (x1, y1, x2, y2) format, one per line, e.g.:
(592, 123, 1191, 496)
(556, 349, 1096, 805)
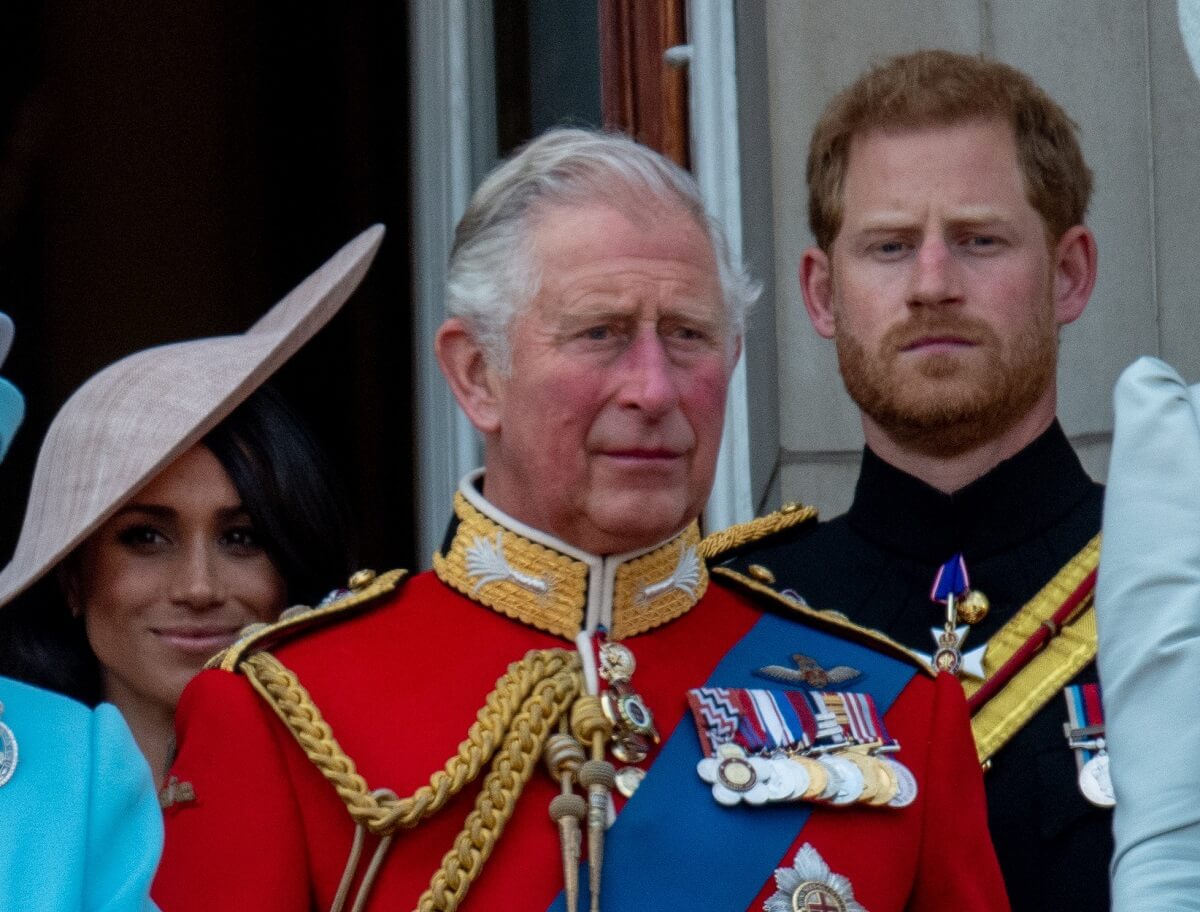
(0, 311, 22, 461)
(1097, 356, 1200, 911)
(1182, 0, 1200, 83)
(0, 676, 161, 911)
(0, 377, 23, 462)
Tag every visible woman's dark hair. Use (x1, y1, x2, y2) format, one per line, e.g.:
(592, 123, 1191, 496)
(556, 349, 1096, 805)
(203, 385, 356, 608)
(0, 384, 356, 705)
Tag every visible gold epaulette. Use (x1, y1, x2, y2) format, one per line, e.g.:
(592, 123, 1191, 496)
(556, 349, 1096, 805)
(712, 566, 936, 678)
(698, 502, 818, 562)
(209, 568, 407, 672)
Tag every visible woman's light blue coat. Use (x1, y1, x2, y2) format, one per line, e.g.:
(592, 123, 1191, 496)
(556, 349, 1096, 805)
(0, 675, 161, 910)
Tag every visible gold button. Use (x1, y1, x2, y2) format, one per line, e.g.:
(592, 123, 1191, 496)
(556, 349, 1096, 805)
(780, 501, 802, 514)
(747, 564, 776, 584)
(958, 589, 990, 624)
(348, 569, 377, 590)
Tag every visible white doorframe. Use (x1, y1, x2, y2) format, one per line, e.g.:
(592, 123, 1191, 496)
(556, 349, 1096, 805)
(687, 0, 755, 532)
(410, 1, 495, 566)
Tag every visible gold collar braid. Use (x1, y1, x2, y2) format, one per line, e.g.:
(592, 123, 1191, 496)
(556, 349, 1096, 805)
(433, 490, 707, 640)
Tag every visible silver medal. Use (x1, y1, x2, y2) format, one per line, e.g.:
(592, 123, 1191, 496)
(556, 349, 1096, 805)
(883, 757, 918, 808)
(766, 756, 799, 801)
(697, 743, 773, 806)
(822, 755, 864, 806)
(614, 765, 645, 799)
(815, 756, 844, 802)
(766, 755, 812, 803)
(1078, 753, 1115, 808)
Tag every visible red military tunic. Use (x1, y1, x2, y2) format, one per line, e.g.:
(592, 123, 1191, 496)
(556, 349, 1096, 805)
(155, 486, 1007, 911)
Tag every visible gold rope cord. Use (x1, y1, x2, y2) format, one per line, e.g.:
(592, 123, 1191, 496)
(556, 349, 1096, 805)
(240, 648, 584, 911)
(416, 658, 584, 911)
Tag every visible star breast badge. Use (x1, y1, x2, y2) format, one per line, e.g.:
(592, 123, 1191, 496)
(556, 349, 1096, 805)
(765, 844, 866, 912)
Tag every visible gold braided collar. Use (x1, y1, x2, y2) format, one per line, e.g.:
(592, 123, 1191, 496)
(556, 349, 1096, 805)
(433, 474, 707, 641)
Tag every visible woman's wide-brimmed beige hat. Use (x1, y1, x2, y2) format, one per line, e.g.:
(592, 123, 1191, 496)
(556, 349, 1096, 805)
(0, 224, 384, 608)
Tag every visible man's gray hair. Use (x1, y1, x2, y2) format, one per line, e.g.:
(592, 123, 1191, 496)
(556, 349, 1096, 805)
(445, 127, 760, 370)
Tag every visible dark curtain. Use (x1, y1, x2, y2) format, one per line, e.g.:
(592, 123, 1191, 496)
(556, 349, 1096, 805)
(0, 0, 416, 574)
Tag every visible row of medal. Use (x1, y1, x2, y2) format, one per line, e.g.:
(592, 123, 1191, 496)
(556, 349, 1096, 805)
(687, 686, 917, 810)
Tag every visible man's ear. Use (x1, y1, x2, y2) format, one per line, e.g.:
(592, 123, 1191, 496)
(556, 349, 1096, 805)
(1052, 225, 1098, 327)
(435, 318, 504, 434)
(800, 246, 836, 339)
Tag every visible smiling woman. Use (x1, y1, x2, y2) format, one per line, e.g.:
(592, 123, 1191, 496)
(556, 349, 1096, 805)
(77, 444, 286, 706)
(0, 227, 380, 781)
(32, 389, 351, 778)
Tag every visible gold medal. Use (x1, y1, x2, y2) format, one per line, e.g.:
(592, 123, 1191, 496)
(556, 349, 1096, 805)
(598, 639, 658, 763)
(867, 756, 898, 806)
(840, 751, 881, 803)
(797, 756, 829, 800)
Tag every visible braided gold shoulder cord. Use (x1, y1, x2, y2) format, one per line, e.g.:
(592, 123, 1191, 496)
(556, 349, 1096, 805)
(242, 648, 585, 912)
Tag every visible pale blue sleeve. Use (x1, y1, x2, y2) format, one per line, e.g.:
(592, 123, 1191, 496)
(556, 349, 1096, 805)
(1097, 356, 1200, 911)
(83, 704, 163, 912)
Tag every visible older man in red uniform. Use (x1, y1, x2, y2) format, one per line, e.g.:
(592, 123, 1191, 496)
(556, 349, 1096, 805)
(154, 129, 1007, 911)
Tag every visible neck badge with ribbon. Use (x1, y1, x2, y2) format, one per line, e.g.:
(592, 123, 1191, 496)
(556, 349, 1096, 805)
(928, 553, 988, 678)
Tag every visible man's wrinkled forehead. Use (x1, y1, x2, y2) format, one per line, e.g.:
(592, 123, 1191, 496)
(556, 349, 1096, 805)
(523, 198, 728, 319)
(526, 189, 709, 249)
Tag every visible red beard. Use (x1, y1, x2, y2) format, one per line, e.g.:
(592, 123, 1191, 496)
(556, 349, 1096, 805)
(834, 306, 1057, 457)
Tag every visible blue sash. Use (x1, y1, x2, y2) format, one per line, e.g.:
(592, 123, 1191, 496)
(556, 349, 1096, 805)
(547, 611, 917, 911)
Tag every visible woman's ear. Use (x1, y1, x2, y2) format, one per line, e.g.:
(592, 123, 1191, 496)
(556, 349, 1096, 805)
(58, 558, 84, 618)
(435, 318, 506, 434)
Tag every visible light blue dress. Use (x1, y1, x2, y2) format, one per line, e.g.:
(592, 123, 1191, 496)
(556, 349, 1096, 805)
(0, 675, 162, 910)
(1098, 356, 1200, 911)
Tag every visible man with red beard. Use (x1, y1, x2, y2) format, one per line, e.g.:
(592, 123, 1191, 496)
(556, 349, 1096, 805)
(719, 50, 1106, 910)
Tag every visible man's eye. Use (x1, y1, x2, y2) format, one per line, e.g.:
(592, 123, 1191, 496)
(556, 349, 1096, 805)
(871, 240, 909, 259)
(965, 235, 1000, 249)
(671, 325, 708, 342)
(583, 325, 612, 340)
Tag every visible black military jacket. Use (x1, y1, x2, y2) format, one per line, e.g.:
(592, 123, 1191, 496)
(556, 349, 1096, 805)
(723, 422, 1110, 911)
